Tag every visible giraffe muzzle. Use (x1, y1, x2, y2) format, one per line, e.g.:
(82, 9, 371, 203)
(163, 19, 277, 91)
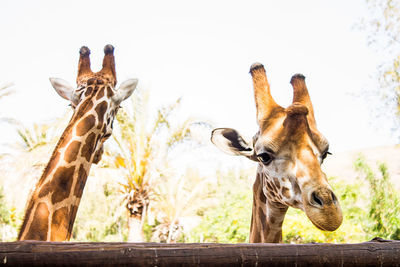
(304, 188, 343, 231)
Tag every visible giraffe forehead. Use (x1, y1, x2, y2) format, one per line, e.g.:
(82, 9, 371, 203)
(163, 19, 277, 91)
(78, 73, 114, 87)
(256, 122, 321, 160)
(256, 108, 329, 156)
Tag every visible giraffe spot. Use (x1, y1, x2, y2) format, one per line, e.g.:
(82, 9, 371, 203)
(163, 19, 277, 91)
(81, 132, 97, 162)
(95, 101, 108, 126)
(38, 182, 52, 198)
(85, 99, 94, 111)
(58, 129, 73, 150)
(17, 201, 35, 240)
(67, 205, 79, 240)
(76, 114, 95, 136)
(282, 187, 291, 199)
(51, 166, 75, 204)
(293, 182, 301, 195)
(85, 86, 93, 96)
(254, 173, 262, 188)
(270, 216, 276, 224)
(96, 87, 105, 100)
(50, 207, 69, 241)
(23, 202, 49, 240)
(266, 181, 274, 192)
(74, 165, 88, 198)
(258, 190, 266, 203)
(270, 181, 278, 192)
(87, 78, 96, 85)
(96, 79, 104, 84)
(39, 151, 61, 187)
(273, 178, 281, 189)
(64, 141, 81, 163)
(258, 207, 269, 233)
(106, 86, 114, 98)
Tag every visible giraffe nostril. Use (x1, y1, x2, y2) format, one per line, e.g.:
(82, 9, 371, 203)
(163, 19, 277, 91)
(311, 192, 323, 207)
(331, 192, 338, 204)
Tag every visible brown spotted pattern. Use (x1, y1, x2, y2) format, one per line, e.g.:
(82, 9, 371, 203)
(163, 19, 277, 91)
(18, 45, 126, 241)
(64, 141, 81, 163)
(250, 172, 288, 243)
(213, 63, 342, 243)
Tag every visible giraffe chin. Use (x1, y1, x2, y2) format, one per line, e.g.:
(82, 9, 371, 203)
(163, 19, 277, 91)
(304, 203, 343, 232)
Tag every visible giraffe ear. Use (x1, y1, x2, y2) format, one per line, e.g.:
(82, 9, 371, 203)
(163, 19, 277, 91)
(211, 128, 257, 161)
(113, 79, 138, 104)
(49, 78, 75, 101)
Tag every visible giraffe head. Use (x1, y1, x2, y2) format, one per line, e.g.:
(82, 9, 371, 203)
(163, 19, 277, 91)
(49, 45, 137, 163)
(211, 63, 342, 232)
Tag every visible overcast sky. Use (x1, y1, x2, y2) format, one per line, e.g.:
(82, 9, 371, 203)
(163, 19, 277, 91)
(0, 0, 397, 154)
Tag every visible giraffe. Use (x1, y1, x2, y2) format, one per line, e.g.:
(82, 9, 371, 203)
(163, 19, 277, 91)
(18, 45, 138, 241)
(211, 63, 342, 243)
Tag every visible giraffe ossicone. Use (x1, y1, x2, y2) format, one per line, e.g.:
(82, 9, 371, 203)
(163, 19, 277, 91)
(18, 45, 138, 241)
(211, 63, 342, 243)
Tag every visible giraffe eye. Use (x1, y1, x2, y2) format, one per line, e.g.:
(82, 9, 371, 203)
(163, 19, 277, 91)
(257, 152, 273, 165)
(321, 151, 331, 162)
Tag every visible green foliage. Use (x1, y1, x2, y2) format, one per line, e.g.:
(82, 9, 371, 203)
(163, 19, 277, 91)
(283, 178, 366, 243)
(147, 168, 214, 243)
(109, 89, 206, 241)
(16, 123, 52, 151)
(72, 181, 128, 242)
(185, 171, 369, 244)
(354, 156, 400, 240)
(4, 113, 69, 152)
(0, 187, 18, 241)
(187, 171, 252, 243)
(0, 187, 11, 225)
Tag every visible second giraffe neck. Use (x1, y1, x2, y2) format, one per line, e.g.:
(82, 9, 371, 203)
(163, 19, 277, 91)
(18, 103, 104, 241)
(249, 170, 288, 243)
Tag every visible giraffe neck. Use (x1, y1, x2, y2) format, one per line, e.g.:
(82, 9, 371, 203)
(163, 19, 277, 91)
(249, 168, 288, 243)
(18, 95, 107, 241)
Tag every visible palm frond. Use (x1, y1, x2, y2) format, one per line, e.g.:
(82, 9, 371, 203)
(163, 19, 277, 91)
(0, 83, 14, 100)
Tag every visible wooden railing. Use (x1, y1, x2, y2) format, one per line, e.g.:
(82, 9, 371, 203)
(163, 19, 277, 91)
(1, 238, 399, 266)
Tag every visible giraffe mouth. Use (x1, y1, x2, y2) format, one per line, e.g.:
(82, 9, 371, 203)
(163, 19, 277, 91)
(304, 204, 343, 232)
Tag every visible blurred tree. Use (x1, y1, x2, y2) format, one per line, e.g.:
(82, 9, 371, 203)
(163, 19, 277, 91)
(0, 112, 70, 227)
(9, 120, 61, 152)
(0, 186, 18, 241)
(187, 170, 253, 244)
(149, 168, 214, 243)
(359, 0, 400, 138)
(109, 89, 203, 242)
(354, 156, 400, 240)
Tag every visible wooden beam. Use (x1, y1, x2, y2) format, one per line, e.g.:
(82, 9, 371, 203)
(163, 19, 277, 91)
(0, 238, 399, 266)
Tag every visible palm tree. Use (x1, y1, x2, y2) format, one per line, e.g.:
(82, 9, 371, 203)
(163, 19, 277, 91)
(150, 167, 215, 243)
(0, 82, 14, 160)
(0, 111, 70, 226)
(0, 83, 14, 100)
(109, 89, 201, 242)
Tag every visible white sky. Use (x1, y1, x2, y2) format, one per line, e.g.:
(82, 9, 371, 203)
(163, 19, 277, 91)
(0, 0, 397, 154)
